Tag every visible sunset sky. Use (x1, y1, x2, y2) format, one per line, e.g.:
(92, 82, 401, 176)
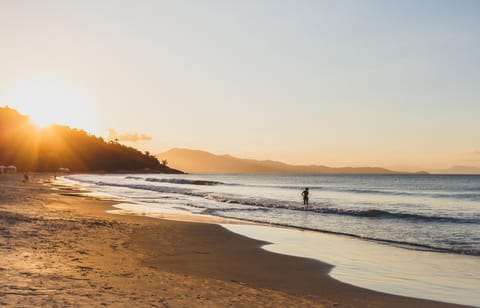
(1, 0, 479, 171)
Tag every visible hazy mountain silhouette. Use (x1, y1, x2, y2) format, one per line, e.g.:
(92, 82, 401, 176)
(157, 148, 413, 174)
(428, 166, 480, 175)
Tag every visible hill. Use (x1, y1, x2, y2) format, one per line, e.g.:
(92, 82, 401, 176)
(156, 148, 409, 174)
(0, 106, 182, 173)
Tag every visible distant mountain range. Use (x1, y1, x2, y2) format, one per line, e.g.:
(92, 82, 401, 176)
(157, 148, 424, 174)
(427, 166, 480, 175)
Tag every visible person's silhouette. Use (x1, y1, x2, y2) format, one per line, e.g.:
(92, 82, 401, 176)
(301, 187, 309, 205)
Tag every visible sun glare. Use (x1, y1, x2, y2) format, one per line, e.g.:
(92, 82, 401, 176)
(5, 75, 98, 132)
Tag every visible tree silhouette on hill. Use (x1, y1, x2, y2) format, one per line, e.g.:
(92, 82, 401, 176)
(0, 106, 182, 173)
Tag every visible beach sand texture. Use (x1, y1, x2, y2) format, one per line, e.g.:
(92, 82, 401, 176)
(0, 174, 467, 307)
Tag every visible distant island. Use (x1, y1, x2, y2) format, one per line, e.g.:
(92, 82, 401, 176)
(157, 148, 426, 174)
(427, 166, 480, 175)
(0, 106, 182, 173)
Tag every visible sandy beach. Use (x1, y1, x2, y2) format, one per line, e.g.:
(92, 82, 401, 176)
(0, 174, 468, 307)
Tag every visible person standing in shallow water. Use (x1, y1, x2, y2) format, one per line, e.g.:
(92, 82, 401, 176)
(301, 187, 309, 205)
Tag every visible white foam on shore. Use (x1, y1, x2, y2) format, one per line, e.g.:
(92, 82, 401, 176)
(108, 203, 246, 224)
(222, 223, 480, 307)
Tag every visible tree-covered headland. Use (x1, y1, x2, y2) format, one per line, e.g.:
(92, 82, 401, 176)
(0, 106, 182, 173)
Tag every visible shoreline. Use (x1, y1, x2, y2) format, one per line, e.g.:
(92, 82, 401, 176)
(58, 172, 480, 258)
(222, 224, 480, 307)
(1, 174, 469, 307)
(106, 196, 480, 306)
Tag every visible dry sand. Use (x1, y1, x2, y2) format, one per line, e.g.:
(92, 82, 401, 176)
(0, 174, 467, 307)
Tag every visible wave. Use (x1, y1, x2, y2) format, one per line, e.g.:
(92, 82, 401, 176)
(300, 207, 478, 223)
(144, 177, 222, 186)
(125, 176, 223, 186)
(341, 188, 480, 201)
(205, 200, 478, 224)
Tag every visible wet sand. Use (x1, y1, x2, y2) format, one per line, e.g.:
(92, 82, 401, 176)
(0, 174, 468, 307)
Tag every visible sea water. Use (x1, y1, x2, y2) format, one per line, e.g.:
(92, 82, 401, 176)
(59, 173, 480, 306)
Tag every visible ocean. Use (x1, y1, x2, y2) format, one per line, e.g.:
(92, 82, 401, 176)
(59, 173, 480, 306)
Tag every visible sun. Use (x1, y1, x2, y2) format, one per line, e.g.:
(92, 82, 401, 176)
(5, 75, 98, 132)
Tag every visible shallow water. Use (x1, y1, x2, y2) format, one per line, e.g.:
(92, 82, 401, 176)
(223, 224, 480, 307)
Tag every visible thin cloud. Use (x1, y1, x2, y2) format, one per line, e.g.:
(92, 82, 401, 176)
(108, 128, 152, 142)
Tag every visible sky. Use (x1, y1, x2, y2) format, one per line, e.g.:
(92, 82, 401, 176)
(1, 0, 479, 171)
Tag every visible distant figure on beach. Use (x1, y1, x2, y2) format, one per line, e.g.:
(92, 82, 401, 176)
(301, 187, 309, 205)
(23, 172, 29, 183)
